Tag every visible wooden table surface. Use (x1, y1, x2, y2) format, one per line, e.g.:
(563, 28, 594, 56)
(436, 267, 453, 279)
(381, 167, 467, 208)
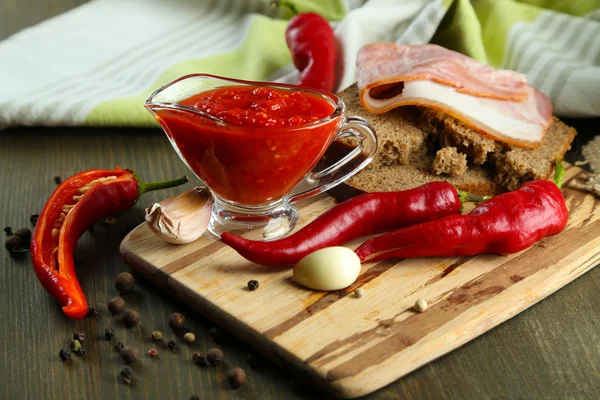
(2, 2, 600, 399)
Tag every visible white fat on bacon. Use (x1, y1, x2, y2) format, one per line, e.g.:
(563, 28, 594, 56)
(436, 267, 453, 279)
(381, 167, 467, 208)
(357, 43, 553, 148)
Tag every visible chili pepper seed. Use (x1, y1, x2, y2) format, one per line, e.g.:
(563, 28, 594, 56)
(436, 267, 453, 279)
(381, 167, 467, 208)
(73, 331, 85, 342)
(167, 341, 178, 351)
(168, 312, 185, 331)
(120, 367, 133, 385)
(183, 332, 195, 344)
(115, 272, 135, 294)
(115, 342, 124, 352)
(123, 309, 140, 327)
(105, 328, 116, 341)
(121, 346, 140, 364)
(207, 348, 224, 366)
(107, 297, 126, 315)
(414, 299, 428, 313)
(59, 348, 72, 361)
(227, 367, 247, 389)
(148, 348, 158, 357)
(151, 331, 163, 342)
(247, 280, 259, 291)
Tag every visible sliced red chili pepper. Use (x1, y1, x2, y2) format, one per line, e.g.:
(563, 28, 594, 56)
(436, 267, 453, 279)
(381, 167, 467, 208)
(221, 182, 487, 268)
(31, 167, 187, 319)
(285, 11, 337, 92)
(355, 162, 568, 262)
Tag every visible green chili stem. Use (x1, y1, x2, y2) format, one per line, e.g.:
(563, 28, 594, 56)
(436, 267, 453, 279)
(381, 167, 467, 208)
(139, 176, 188, 196)
(554, 160, 565, 188)
(457, 190, 491, 204)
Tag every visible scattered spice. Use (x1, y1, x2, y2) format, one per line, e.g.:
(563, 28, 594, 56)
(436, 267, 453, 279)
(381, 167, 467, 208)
(4, 235, 24, 253)
(105, 328, 116, 341)
(123, 309, 140, 327)
(192, 352, 208, 366)
(54, 176, 62, 185)
(247, 280, 259, 291)
(59, 348, 72, 361)
(73, 331, 85, 342)
(121, 346, 141, 364)
(115, 272, 135, 294)
(70, 339, 82, 352)
(354, 287, 364, 298)
(114, 342, 124, 352)
(167, 340, 178, 351)
(227, 367, 247, 389)
(14, 228, 32, 244)
(120, 367, 133, 385)
(414, 299, 428, 313)
(183, 332, 196, 344)
(87, 306, 100, 317)
(104, 216, 116, 225)
(107, 297, 126, 315)
(4, 226, 12, 236)
(148, 348, 158, 357)
(190, 396, 200, 400)
(207, 348, 224, 366)
(151, 331, 163, 342)
(29, 214, 39, 226)
(168, 312, 185, 331)
(74, 348, 86, 357)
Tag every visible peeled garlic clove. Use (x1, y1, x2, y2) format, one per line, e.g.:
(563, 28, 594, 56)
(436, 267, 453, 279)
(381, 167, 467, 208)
(145, 187, 213, 244)
(293, 247, 361, 291)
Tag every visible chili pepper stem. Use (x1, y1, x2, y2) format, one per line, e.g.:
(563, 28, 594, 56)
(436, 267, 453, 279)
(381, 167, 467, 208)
(138, 176, 188, 197)
(270, 0, 299, 15)
(554, 160, 565, 188)
(456, 190, 491, 204)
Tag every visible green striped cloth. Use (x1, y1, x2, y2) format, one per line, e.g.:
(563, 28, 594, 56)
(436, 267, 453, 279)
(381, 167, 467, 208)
(0, 0, 598, 129)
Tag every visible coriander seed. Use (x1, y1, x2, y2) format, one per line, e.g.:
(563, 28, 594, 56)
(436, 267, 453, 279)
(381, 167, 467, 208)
(107, 297, 126, 315)
(207, 348, 224, 366)
(115, 272, 135, 294)
(247, 280, 259, 291)
(123, 309, 140, 327)
(354, 287, 364, 298)
(168, 312, 185, 331)
(121, 346, 140, 364)
(183, 332, 196, 343)
(59, 348, 72, 361)
(104, 328, 116, 341)
(227, 367, 247, 389)
(414, 299, 428, 313)
(151, 331, 163, 342)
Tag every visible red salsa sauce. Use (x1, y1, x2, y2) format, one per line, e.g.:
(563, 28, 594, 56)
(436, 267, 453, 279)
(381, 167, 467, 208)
(155, 85, 339, 205)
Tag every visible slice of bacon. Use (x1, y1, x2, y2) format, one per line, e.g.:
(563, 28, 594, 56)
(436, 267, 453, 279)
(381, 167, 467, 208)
(357, 43, 553, 148)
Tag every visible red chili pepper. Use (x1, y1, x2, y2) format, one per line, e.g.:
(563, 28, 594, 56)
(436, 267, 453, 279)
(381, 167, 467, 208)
(285, 11, 337, 92)
(355, 162, 568, 262)
(221, 182, 486, 268)
(31, 167, 187, 319)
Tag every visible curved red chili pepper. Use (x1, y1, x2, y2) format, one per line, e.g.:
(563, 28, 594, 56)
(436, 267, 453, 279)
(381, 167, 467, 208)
(285, 12, 337, 92)
(31, 167, 187, 319)
(221, 182, 483, 268)
(355, 164, 568, 262)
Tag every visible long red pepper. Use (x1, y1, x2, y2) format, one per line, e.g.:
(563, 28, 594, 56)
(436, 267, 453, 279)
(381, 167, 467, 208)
(285, 11, 337, 92)
(31, 167, 187, 319)
(355, 162, 568, 262)
(221, 182, 486, 268)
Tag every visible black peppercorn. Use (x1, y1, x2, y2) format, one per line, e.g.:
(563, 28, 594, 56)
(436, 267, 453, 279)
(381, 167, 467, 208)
(87, 306, 100, 317)
(105, 328, 116, 341)
(120, 367, 133, 384)
(114, 342, 124, 352)
(151, 331, 163, 342)
(247, 280, 259, 291)
(207, 348, 224, 366)
(115, 272, 135, 294)
(59, 348, 72, 361)
(121, 346, 140, 364)
(73, 331, 85, 342)
(168, 312, 185, 331)
(14, 228, 31, 244)
(74, 348, 86, 357)
(4, 226, 12, 236)
(123, 309, 140, 327)
(192, 352, 208, 366)
(107, 297, 126, 315)
(190, 396, 200, 400)
(227, 367, 246, 389)
(54, 176, 62, 185)
(5, 235, 24, 253)
(167, 340, 178, 351)
(29, 214, 39, 227)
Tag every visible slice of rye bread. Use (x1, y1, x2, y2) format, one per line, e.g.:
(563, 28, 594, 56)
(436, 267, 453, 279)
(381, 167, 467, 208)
(329, 84, 576, 200)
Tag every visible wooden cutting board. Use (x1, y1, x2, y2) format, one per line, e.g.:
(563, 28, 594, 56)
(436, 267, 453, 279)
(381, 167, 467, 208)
(120, 164, 600, 398)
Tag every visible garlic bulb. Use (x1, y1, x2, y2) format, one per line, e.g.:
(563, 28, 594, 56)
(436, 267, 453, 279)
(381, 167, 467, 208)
(145, 187, 213, 244)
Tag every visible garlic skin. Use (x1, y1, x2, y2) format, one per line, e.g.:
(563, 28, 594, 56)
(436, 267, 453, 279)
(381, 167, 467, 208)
(145, 187, 213, 244)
